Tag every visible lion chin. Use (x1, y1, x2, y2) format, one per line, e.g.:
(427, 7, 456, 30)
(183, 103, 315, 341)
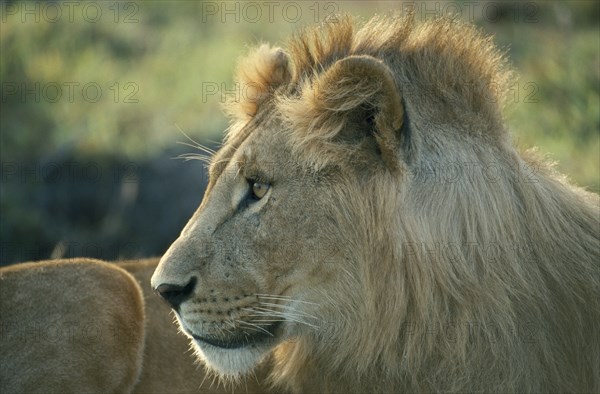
(177, 316, 281, 378)
(191, 339, 270, 377)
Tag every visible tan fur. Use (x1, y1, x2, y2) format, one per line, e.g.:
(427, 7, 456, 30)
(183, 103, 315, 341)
(152, 14, 600, 393)
(225, 44, 291, 122)
(0, 259, 145, 393)
(0, 259, 270, 393)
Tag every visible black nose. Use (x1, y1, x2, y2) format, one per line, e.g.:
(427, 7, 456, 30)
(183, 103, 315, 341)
(155, 277, 197, 311)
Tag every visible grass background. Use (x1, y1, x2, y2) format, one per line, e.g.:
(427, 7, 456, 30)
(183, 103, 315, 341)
(1, 1, 598, 265)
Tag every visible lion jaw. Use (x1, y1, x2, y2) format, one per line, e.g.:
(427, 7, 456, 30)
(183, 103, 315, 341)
(175, 313, 280, 378)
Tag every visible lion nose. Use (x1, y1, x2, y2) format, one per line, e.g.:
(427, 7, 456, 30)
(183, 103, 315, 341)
(154, 277, 197, 311)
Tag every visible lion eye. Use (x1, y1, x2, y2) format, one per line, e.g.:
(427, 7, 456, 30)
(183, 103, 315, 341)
(251, 181, 270, 200)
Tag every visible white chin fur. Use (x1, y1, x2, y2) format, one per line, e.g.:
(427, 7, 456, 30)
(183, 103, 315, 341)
(192, 340, 270, 377)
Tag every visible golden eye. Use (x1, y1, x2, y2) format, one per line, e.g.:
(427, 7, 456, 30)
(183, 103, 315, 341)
(251, 181, 270, 200)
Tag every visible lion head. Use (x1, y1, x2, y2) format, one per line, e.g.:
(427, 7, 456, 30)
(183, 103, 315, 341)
(151, 15, 599, 392)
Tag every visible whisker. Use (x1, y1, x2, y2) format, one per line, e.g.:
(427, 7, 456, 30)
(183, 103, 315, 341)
(246, 310, 318, 329)
(252, 305, 316, 319)
(256, 295, 318, 305)
(175, 140, 205, 151)
(242, 307, 270, 314)
(247, 318, 287, 324)
(243, 307, 287, 317)
(280, 315, 318, 329)
(233, 324, 263, 335)
(248, 306, 278, 312)
(176, 153, 212, 163)
(245, 310, 288, 320)
(245, 316, 287, 321)
(256, 293, 292, 298)
(238, 320, 274, 337)
(258, 302, 319, 319)
(175, 123, 217, 154)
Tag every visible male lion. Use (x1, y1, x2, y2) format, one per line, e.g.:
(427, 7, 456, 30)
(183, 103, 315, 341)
(151, 15, 600, 393)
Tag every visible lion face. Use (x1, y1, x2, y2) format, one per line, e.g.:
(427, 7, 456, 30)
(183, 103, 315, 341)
(151, 113, 350, 377)
(151, 36, 409, 377)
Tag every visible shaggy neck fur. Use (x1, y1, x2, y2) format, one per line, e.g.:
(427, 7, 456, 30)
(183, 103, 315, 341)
(271, 139, 599, 393)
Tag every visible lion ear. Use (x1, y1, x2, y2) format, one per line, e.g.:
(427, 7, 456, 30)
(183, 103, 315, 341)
(229, 44, 291, 120)
(291, 55, 406, 170)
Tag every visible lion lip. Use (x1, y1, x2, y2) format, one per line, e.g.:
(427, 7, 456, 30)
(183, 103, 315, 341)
(192, 321, 282, 350)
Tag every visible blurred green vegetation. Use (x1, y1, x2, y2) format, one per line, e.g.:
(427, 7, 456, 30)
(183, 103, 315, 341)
(486, 1, 599, 192)
(1, 1, 598, 185)
(0, 1, 598, 264)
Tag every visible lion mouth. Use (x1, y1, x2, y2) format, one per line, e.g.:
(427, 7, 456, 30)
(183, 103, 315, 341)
(191, 321, 282, 349)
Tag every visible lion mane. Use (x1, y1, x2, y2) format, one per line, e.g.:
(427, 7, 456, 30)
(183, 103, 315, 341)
(193, 14, 599, 392)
